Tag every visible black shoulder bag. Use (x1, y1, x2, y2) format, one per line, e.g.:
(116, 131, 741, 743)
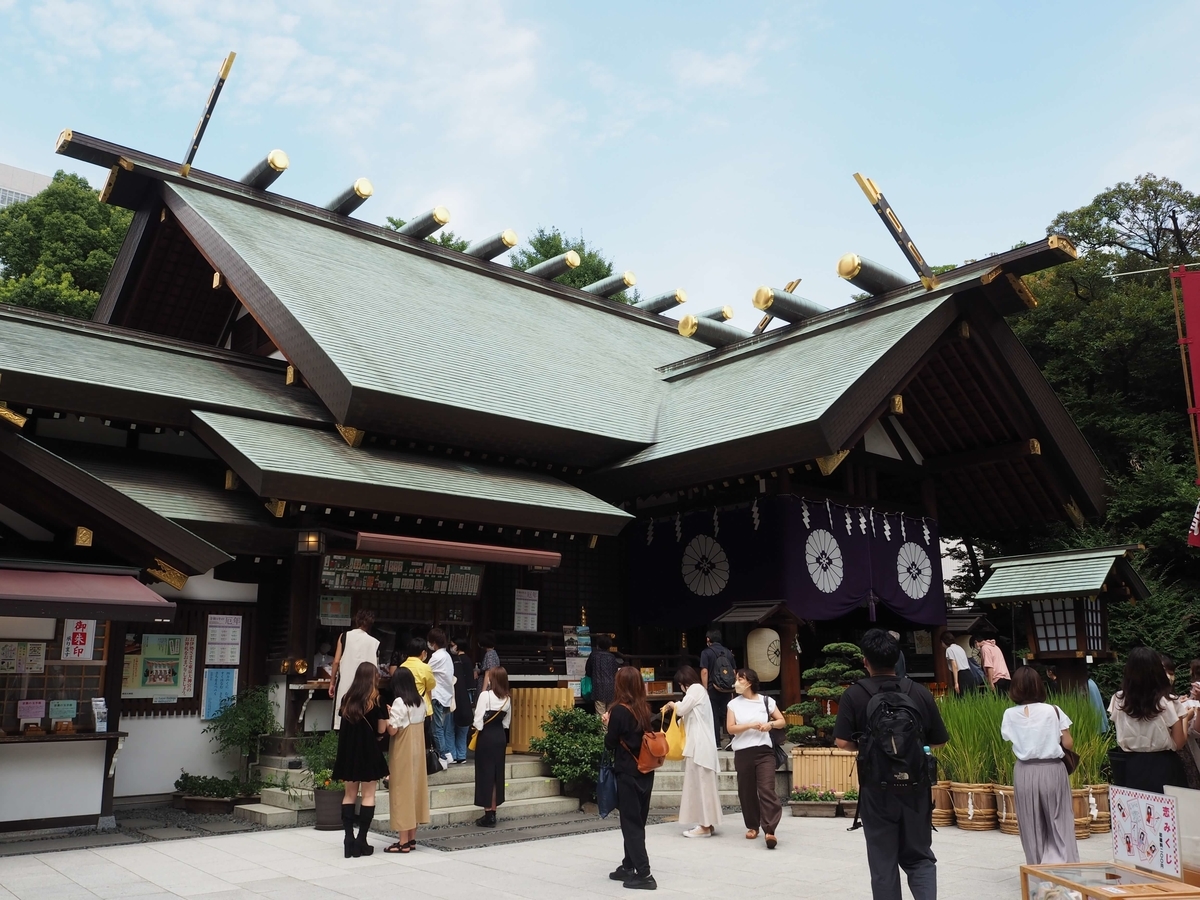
(765, 697, 787, 769)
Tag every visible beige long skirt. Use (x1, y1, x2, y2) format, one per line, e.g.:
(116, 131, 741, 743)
(388, 724, 430, 832)
(679, 757, 723, 828)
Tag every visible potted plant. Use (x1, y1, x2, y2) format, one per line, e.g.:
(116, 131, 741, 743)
(202, 685, 280, 782)
(297, 729, 344, 831)
(176, 773, 267, 814)
(789, 785, 840, 817)
(838, 787, 859, 819)
(528, 706, 606, 805)
(937, 692, 999, 831)
(1059, 690, 1111, 839)
(785, 702, 815, 727)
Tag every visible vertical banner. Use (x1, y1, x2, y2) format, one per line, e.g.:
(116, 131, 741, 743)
(61, 619, 96, 661)
(1111, 786, 1180, 878)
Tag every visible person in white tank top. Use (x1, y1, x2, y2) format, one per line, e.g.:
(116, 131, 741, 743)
(330, 610, 380, 730)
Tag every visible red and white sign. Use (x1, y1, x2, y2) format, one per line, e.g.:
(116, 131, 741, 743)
(61, 619, 96, 661)
(1111, 785, 1180, 878)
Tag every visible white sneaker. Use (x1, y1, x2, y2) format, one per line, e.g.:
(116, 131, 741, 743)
(439, 755, 451, 771)
(682, 826, 713, 838)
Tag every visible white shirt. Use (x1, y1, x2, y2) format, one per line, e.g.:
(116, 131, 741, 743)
(473, 690, 512, 731)
(945, 642, 969, 675)
(428, 647, 454, 706)
(674, 683, 719, 772)
(1109, 693, 1180, 752)
(1001, 702, 1070, 760)
(388, 698, 426, 730)
(727, 693, 778, 752)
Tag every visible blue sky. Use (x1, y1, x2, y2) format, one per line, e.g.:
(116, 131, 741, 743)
(2, 1, 1198, 324)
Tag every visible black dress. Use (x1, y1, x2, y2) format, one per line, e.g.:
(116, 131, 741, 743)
(474, 698, 509, 808)
(332, 704, 389, 782)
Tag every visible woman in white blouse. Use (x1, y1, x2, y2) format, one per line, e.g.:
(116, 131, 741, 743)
(384, 666, 429, 853)
(1000, 667, 1078, 865)
(662, 666, 722, 837)
(1108, 647, 1190, 792)
(472, 666, 512, 828)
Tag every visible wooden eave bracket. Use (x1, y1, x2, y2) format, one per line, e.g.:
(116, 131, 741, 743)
(147, 558, 187, 591)
(816, 449, 850, 477)
(336, 424, 364, 448)
(0, 402, 27, 430)
(264, 499, 287, 518)
(1063, 498, 1084, 527)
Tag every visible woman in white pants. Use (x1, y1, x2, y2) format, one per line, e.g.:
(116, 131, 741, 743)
(663, 665, 722, 837)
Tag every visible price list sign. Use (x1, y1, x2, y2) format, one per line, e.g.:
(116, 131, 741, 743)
(205, 614, 242, 666)
(321, 555, 483, 596)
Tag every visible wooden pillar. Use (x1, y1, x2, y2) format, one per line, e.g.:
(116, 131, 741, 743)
(285, 556, 320, 737)
(780, 621, 801, 706)
(100, 619, 126, 825)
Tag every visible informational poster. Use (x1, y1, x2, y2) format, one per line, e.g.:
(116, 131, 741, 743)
(0, 641, 46, 673)
(201, 667, 239, 720)
(566, 657, 587, 677)
(1111, 786, 1180, 878)
(514, 589, 539, 632)
(913, 630, 933, 655)
(319, 595, 352, 627)
(61, 619, 96, 661)
(49, 699, 78, 720)
(204, 614, 242, 665)
(122, 634, 196, 699)
(17, 699, 45, 719)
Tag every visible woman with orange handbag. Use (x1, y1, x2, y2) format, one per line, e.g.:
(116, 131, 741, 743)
(663, 665, 722, 838)
(603, 667, 658, 890)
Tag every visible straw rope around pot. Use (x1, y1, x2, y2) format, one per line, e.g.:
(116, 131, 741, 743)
(1071, 788, 1092, 840)
(950, 782, 997, 831)
(993, 783, 1019, 835)
(932, 780, 955, 827)
(1087, 784, 1111, 833)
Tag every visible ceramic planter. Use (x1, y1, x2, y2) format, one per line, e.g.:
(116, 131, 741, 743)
(839, 800, 857, 819)
(313, 788, 344, 831)
(789, 800, 839, 817)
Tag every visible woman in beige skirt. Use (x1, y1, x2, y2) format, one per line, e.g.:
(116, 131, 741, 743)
(384, 666, 429, 853)
(663, 665, 723, 837)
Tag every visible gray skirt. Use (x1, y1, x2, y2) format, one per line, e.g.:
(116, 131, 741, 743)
(1014, 758, 1079, 865)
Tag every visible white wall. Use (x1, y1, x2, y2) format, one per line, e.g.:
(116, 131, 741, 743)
(115, 715, 241, 798)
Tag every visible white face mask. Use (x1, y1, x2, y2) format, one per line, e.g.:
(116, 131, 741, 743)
(734, 679, 748, 695)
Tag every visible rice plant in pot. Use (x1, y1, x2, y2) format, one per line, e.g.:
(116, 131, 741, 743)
(298, 729, 345, 830)
(937, 692, 999, 830)
(1055, 689, 1112, 836)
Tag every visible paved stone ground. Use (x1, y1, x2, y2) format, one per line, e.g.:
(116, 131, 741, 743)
(0, 815, 1114, 899)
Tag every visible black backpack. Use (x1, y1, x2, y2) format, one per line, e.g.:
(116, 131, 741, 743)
(855, 678, 930, 797)
(709, 646, 736, 692)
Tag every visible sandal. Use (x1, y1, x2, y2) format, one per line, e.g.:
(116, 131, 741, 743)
(399, 844, 412, 854)
(404, 839, 416, 850)
(384, 842, 404, 854)
(765, 834, 777, 850)
(745, 829, 758, 840)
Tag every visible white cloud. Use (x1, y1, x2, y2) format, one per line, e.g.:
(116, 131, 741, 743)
(671, 26, 774, 91)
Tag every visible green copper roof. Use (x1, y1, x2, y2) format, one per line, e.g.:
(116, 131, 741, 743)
(172, 184, 689, 450)
(975, 545, 1146, 603)
(191, 411, 633, 535)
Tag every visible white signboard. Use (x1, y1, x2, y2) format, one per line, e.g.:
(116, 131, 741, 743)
(61, 619, 96, 661)
(514, 589, 539, 632)
(1111, 785, 1181, 878)
(205, 614, 243, 666)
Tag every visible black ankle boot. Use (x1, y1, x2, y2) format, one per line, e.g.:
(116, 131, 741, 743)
(356, 805, 375, 856)
(341, 804, 359, 858)
(474, 810, 496, 827)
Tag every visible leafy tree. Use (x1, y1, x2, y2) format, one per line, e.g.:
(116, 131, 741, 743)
(0, 171, 131, 319)
(510, 226, 638, 304)
(384, 216, 469, 252)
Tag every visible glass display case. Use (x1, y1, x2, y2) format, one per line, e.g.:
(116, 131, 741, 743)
(1020, 863, 1200, 899)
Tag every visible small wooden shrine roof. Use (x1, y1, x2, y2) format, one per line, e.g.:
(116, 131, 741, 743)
(191, 411, 633, 535)
(975, 544, 1149, 604)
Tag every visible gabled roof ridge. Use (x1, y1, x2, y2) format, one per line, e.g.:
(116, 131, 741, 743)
(58, 130, 686, 339)
(0, 302, 290, 373)
(983, 543, 1143, 568)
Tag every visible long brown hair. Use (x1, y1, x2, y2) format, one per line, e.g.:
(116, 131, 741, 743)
(1120, 646, 1172, 720)
(340, 660, 380, 724)
(486, 666, 510, 700)
(613, 666, 651, 730)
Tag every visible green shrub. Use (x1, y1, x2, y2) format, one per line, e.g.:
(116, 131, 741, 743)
(842, 787, 859, 801)
(807, 686, 844, 700)
(812, 714, 837, 731)
(841, 669, 867, 681)
(822, 642, 862, 658)
(202, 685, 280, 780)
(787, 725, 814, 742)
(528, 706, 606, 789)
(174, 771, 266, 798)
(796, 701, 820, 718)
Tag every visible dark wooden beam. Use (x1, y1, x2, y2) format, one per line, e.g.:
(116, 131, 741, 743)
(925, 438, 1041, 474)
(94, 193, 163, 324)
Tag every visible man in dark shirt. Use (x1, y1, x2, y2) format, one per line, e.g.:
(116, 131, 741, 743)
(699, 628, 735, 748)
(835, 629, 948, 900)
(585, 634, 620, 716)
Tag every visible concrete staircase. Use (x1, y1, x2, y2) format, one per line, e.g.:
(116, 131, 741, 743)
(650, 750, 791, 811)
(374, 756, 578, 828)
(233, 754, 311, 827)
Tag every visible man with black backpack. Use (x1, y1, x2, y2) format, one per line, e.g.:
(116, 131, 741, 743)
(834, 629, 948, 900)
(699, 628, 736, 748)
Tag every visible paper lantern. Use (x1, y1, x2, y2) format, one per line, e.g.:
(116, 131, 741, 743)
(746, 627, 781, 682)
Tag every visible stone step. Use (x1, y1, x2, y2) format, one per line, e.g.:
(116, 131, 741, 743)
(232, 803, 298, 827)
(656, 751, 793, 773)
(257, 754, 304, 769)
(256, 766, 310, 787)
(372, 794, 580, 829)
(652, 771, 740, 792)
(428, 757, 548, 786)
(427, 776, 561, 809)
(650, 790, 742, 810)
(260, 787, 314, 811)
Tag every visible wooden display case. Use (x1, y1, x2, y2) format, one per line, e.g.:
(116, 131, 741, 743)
(1020, 862, 1200, 899)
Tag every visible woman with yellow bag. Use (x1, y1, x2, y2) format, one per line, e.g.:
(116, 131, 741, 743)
(663, 665, 722, 837)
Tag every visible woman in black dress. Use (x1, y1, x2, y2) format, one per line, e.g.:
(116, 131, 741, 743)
(604, 666, 656, 890)
(332, 661, 389, 858)
(472, 666, 511, 826)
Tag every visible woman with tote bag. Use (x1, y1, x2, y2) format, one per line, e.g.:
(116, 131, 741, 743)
(662, 665, 722, 838)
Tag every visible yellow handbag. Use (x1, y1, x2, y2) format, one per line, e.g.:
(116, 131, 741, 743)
(665, 707, 686, 761)
(468, 707, 505, 751)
